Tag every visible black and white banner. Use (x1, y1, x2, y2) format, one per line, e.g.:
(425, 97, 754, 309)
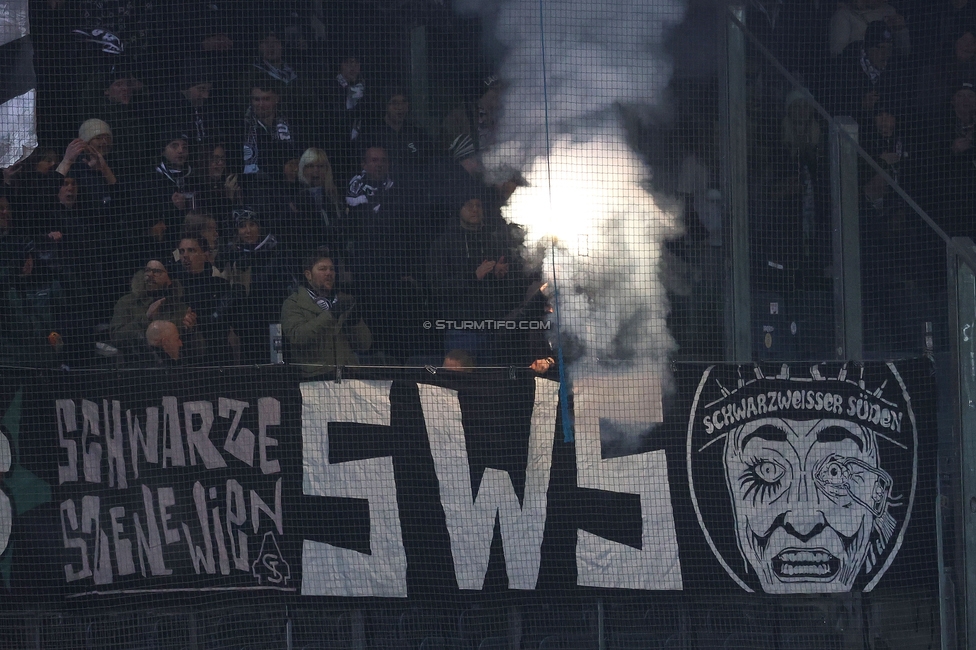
(0, 361, 938, 601)
(0, 0, 36, 168)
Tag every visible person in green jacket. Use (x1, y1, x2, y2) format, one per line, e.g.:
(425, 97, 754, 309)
(110, 259, 199, 365)
(281, 250, 371, 377)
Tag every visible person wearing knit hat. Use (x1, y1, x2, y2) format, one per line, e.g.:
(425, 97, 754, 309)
(78, 119, 113, 147)
(56, 120, 116, 185)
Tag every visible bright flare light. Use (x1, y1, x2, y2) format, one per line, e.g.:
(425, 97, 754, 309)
(505, 127, 680, 435)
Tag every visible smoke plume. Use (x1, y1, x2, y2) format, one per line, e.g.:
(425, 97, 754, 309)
(459, 0, 686, 442)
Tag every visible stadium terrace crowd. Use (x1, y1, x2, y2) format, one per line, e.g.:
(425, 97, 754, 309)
(0, 1, 558, 372)
(667, 0, 976, 358)
(4, 0, 975, 367)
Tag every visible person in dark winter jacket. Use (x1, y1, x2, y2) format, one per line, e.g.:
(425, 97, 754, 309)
(0, 199, 65, 368)
(221, 207, 297, 363)
(359, 91, 434, 194)
(241, 80, 300, 192)
(278, 147, 344, 255)
(827, 21, 907, 126)
(428, 197, 521, 364)
(148, 133, 196, 259)
(173, 235, 240, 365)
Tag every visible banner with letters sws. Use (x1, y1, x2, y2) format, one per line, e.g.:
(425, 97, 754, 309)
(0, 360, 937, 602)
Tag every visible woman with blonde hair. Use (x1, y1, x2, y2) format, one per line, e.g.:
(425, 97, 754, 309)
(282, 147, 344, 253)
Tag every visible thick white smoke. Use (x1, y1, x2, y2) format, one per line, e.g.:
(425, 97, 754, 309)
(459, 0, 685, 441)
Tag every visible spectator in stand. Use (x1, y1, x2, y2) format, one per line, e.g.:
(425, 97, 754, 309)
(0, 209, 65, 367)
(281, 250, 371, 377)
(494, 277, 556, 374)
(439, 78, 524, 217)
(46, 176, 82, 241)
(342, 147, 399, 280)
(3, 147, 61, 212)
(177, 0, 249, 58)
(110, 259, 199, 366)
(182, 212, 222, 268)
(222, 207, 297, 363)
(83, 64, 151, 170)
(163, 68, 227, 159)
(39, 174, 99, 366)
(360, 90, 434, 194)
(927, 0, 976, 60)
(174, 235, 239, 365)
(148, 133, 196, 261)
(441, 76, 504, 155)
(861, 108, 912, 212)
(57, 119, 119, 198)
(28, 148, 60, 176)
(253, 32, 299, 87)
(858, 107, 923, 353)
(345, 146, 398, 261)
(56, 119, 129, 316)
(145, 320, 185, 365)
(241, 79, 300, 194)
(828, 21, 905, 125)
(345, 143, 436, 361)
(195, 143, 241, 230)
(280, 147, 344, 253)
(321, 55, 367, 182)
(36, 175, 85, 268)
(442, 348, 474, 371)
(921, 29, 976, 118)
(828, 0, 910, 58)
(43, 0, 171, 144)
(946, 29, 976, 89)
(251, 30, 314, 124)
(428, 197, 521, 365)
(429, 133, 508, 233)
(933, 82, 976, 237)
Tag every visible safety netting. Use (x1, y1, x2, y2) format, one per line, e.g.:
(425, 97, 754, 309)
(0, 0, 951, 648)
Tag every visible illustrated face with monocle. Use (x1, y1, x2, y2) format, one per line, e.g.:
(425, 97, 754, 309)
(688, 364, 915, 594)
(723, 417, 892, 593)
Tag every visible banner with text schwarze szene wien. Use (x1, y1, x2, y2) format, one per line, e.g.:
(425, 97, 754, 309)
(0, 360, 937, 602)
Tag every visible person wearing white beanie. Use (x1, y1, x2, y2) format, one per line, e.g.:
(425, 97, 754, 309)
(78, 118, 112, 145)
(56, 119, 116, 185)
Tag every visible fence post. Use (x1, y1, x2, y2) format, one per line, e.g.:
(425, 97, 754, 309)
(828, 116, 862, 361)
(410, 25, 431, 132)
(947, 236, 976, 649)
(720, 2, 751, 363)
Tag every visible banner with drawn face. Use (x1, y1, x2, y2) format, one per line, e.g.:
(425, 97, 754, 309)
(686, 363, 917, 594)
